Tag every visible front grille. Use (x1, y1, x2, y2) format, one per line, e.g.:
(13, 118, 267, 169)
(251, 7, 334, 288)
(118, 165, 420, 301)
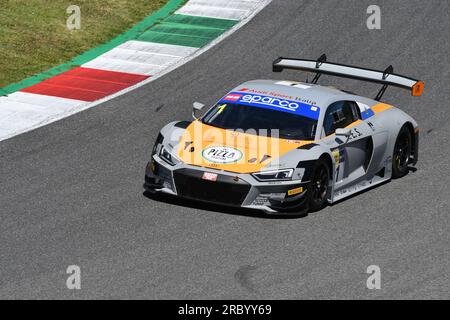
(173, 169, 251, 206)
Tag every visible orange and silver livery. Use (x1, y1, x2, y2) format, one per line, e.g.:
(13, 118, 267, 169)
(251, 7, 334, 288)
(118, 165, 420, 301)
(145, 55, 422, 214)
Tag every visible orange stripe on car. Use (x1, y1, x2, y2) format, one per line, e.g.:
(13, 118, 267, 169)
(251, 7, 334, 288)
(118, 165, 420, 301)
(178, 121, 312, 174)
(371, 103, 393, 114)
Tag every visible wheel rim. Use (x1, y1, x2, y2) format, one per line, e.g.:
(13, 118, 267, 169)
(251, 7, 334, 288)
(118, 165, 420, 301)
(394, 132, 411, 172)
(312, 166, 328, 202)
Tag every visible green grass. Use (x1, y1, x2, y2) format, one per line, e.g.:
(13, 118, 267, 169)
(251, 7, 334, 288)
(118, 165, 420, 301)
(0, 0, 168, 87)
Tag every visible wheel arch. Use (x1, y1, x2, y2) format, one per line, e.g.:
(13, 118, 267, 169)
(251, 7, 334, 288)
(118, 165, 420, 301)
(319, 153, 333, 179)
(293, 145, 335, 183)
(402, 121, 418, 165)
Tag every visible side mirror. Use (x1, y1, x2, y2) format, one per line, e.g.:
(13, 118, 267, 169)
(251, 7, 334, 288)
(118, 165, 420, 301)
(335, 128, 351, 137)
(192, 102, 205, 119)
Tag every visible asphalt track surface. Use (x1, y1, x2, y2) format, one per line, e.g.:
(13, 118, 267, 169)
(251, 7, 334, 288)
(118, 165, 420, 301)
(1, 0, 449, 299)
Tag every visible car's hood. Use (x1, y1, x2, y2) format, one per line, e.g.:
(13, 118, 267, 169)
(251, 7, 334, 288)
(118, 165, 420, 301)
(177, 121, 312, 174)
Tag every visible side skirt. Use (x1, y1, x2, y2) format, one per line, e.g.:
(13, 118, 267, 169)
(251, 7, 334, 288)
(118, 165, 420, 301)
(330, 173, 391, 203)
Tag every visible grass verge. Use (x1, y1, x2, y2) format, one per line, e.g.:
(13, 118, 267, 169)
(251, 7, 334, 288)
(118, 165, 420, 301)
(0, 0, 168, 87)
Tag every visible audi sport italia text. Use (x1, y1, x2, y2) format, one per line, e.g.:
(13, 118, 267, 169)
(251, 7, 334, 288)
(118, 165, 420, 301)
(144, 55, 423, 214)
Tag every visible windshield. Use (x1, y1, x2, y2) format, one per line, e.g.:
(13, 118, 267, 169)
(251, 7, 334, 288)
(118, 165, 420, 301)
(202, 103, 317, 140)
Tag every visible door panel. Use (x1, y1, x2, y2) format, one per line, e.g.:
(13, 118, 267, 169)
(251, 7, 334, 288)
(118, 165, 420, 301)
(363, 116, 390, 175)
(322, 100, 376, 190)
(334, 121, 374, 189)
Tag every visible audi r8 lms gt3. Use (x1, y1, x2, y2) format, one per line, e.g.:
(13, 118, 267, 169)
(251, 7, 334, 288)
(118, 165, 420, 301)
(144, 55, 424, 214)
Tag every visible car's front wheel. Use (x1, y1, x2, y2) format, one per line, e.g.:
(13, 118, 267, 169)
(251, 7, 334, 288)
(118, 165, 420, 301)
(392, 126, 412, 178)
(308, 159, 330, 211)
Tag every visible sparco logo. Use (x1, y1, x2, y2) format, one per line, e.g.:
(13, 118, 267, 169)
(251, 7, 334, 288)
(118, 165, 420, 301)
(202, 146, 243, 164)
(241, 94, 300, 111)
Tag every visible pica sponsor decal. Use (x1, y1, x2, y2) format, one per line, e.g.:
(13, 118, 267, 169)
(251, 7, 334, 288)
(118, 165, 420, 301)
(202, 146, 243, 164)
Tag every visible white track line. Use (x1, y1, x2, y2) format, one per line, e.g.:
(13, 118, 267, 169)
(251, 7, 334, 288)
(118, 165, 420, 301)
(82, 41, 196, 74)
(83, 57, 164, 75)
(0, 93, 86, 138)
(117, 41, 197, 57)
(176, 0, 265, 20)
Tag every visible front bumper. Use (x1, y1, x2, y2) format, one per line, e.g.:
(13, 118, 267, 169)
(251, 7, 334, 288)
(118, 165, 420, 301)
(144, 155, 310, 214)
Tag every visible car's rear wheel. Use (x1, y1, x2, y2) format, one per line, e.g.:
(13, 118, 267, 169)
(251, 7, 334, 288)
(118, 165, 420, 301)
(392, 126, 412, 178)
(308, 159, 330, 211)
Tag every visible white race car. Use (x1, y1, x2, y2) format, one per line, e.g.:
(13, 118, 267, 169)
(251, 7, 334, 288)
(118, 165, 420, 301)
(144, 55, 423, 215)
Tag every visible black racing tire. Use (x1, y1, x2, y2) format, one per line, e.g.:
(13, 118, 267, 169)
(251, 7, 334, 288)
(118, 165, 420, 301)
(392, 126, 412, 179)
(308, 158, 330, 212)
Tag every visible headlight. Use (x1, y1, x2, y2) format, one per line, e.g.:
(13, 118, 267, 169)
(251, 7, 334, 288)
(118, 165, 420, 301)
(252, 169, 294, 181)
(152, 133, 164, 155)
(159, 146, 178, 166)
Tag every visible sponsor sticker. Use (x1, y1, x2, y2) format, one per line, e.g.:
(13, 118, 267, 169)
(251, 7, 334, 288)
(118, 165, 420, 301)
(288, 187, 303, 196)
(286, 140, 303, 144)
(240, 94, 299, 112)
(332, 149, 340, 165)
(219, 92, 320, 120)
(202, 172, 218, 181)
(202, 146, 243, 164)
(223, 93, 242, 102)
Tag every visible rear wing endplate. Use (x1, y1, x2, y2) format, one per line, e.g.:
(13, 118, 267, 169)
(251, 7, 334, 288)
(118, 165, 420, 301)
(272, 54, 424, 100)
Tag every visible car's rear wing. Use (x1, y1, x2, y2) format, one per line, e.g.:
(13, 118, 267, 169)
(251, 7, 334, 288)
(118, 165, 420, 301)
(272, 54, 424, 100)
